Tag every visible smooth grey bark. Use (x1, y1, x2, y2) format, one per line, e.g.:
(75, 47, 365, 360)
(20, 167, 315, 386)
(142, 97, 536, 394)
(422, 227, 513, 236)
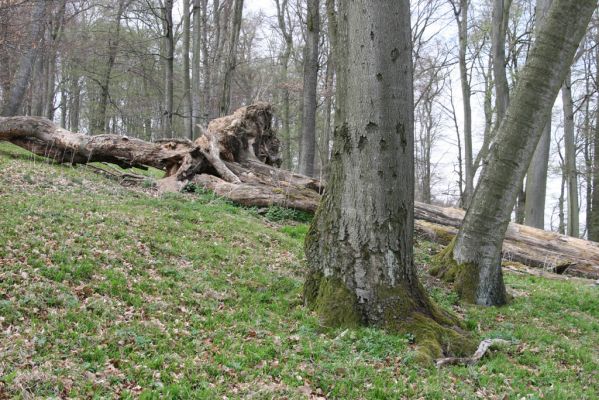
(523, 0, 552, 228)
(562, 72, 579, 237)
(200, 0, 210, 123)
(1, 1, 47, 116)
(590, 37, 599, 242)
(491, 0, 511, 121)
(219, 0, 244, 117)
(298, 0, 320, 177)
(183, 0, 193, 139)
(162, 0, 175, 138)
(451, 0, 595, 306)
(191, 0, 202, 136)
(275, 0, 294, 170)
(305, 0, 442, 329)
(451, 0, 473, 206)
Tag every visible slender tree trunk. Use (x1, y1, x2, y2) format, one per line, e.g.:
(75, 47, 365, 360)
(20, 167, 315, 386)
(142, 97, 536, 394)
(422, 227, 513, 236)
(523, 0, 553, 228)
(219, 0, 244, 117)
(562, 71, 579, 237)
(1, 1, 47, 116)
(439, 0, 595, 306)
(304, 0, 473, 362)
(275, 0, 293, 170)
(298, 0, 320, 177)
(454, 0, 473, 206)
(491, 0, 511, 123)
(91, 0, 128, 135)
(558, 166, 566, 234)
(162, 0, 175, 138)
(183, 0, 193, 139)
(201, 0, 211, 123)
(192, 0, 202, 136)
(590, 39, 599, 241)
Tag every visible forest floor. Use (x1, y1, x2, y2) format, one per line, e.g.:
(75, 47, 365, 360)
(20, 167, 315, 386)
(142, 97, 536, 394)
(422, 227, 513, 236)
(0, 141, 598, 399)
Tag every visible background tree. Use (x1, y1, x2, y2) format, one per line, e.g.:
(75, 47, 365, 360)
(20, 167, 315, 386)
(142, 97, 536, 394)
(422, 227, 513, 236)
(433, 0, 596, 306)
(298, 0, 320, 177)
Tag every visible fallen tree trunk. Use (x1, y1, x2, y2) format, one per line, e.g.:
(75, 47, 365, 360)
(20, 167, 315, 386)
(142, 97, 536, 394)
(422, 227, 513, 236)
(2, 103, 599, 280)
(413, 203, 599, 279)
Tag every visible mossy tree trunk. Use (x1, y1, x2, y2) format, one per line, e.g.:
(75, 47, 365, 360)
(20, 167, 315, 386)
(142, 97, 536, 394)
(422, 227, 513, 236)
(303, 0, 472, 361)
(443, 0, 595, 306)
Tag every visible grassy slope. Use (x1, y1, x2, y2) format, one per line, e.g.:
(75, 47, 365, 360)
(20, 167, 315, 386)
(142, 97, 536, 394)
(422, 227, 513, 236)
(0, 142, 597, 399)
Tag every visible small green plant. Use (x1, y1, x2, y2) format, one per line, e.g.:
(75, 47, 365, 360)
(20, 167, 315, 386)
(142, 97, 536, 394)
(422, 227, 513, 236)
(264, 206, 312, 223)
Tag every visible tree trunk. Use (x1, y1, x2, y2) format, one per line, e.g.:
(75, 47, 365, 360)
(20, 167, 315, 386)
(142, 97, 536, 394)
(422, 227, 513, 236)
(183, 0, 193, 140)
(562, 71, 579, 237)
(590, 42, 599, 241)
(298, 0, 320, 177)
(491, 0, 511, 122)
(192, 0, 202, 136)
(91, 0, 128, 135)
(523, 0, 553, 229)
(275, 0, 294, 171)
(1, 1, 46, 117)
(438, 0, 596, 306)
(162, 0, 175, 138)
(455, 0, 473, 206)
(303, 0, 473, 364)
(219, 0, 244, 117)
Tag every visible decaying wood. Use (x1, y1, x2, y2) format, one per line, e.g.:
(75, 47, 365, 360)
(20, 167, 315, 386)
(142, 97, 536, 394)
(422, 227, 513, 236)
(435, 338, 512, 367)
(414, 203, 599, 279)
(2, 102, 599, 280)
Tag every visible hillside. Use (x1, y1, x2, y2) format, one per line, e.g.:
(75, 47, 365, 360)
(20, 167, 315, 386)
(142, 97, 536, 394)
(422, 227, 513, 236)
(0, 142, 598, 399)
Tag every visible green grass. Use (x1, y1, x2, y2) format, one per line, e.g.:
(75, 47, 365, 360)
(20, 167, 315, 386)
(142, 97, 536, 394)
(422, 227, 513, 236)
(0, 142, 598, 399)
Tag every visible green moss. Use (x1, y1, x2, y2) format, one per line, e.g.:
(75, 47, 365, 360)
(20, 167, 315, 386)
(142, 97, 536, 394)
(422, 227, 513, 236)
(303, 272, 361, 328)
(431, 239, 479, 304)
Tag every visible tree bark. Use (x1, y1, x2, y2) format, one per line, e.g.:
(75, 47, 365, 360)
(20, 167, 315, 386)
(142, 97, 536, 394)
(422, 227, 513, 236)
(440, 0, 595, 306)
(162, 0, 175, 138)
(91, 0, 129, 135)
(523, 0, 553, 229)
(303, 0, 473, 363)
(562, 71, 579, 237)
(453, 0, 473, 206)
(1, 1, 47, 117)
(275, 0, 294, 171)
(183, 0, 193, 140)
(219, 0, 244, 117)
(491, 0, 511, 122)
(298, 0, 320, 177)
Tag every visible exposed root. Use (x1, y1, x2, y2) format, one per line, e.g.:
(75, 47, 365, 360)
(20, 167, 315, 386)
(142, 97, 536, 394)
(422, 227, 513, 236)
(435, 338, 513, 367)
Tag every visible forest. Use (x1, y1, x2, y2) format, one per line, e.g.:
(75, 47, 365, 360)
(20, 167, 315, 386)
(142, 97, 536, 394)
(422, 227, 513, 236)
(0, 0, 598, 398)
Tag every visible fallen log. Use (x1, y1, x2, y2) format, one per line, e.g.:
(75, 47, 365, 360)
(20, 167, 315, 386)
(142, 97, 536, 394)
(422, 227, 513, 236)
(413, 203, 599, 279)
(2, 103, 599, 280)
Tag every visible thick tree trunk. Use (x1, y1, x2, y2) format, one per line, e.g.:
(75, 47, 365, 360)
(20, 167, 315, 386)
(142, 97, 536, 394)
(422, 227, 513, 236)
(562, 72, 579, 237)
(1, 2, 46, 117)
(303, 0, 473, 364)
(439, 0, 595, 306)
(523, 0, 553, 229)
(298, 0, 320, 177)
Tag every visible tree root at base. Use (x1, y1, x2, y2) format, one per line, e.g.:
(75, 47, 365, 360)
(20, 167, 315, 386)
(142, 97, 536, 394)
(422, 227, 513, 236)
(435, 338, 513, 367)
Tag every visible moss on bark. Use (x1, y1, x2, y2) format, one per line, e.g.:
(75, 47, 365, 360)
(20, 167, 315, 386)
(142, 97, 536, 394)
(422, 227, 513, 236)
(303, 271, 362, 328)
(430, 238, 479, 304)
(303, 272, 477, 365)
